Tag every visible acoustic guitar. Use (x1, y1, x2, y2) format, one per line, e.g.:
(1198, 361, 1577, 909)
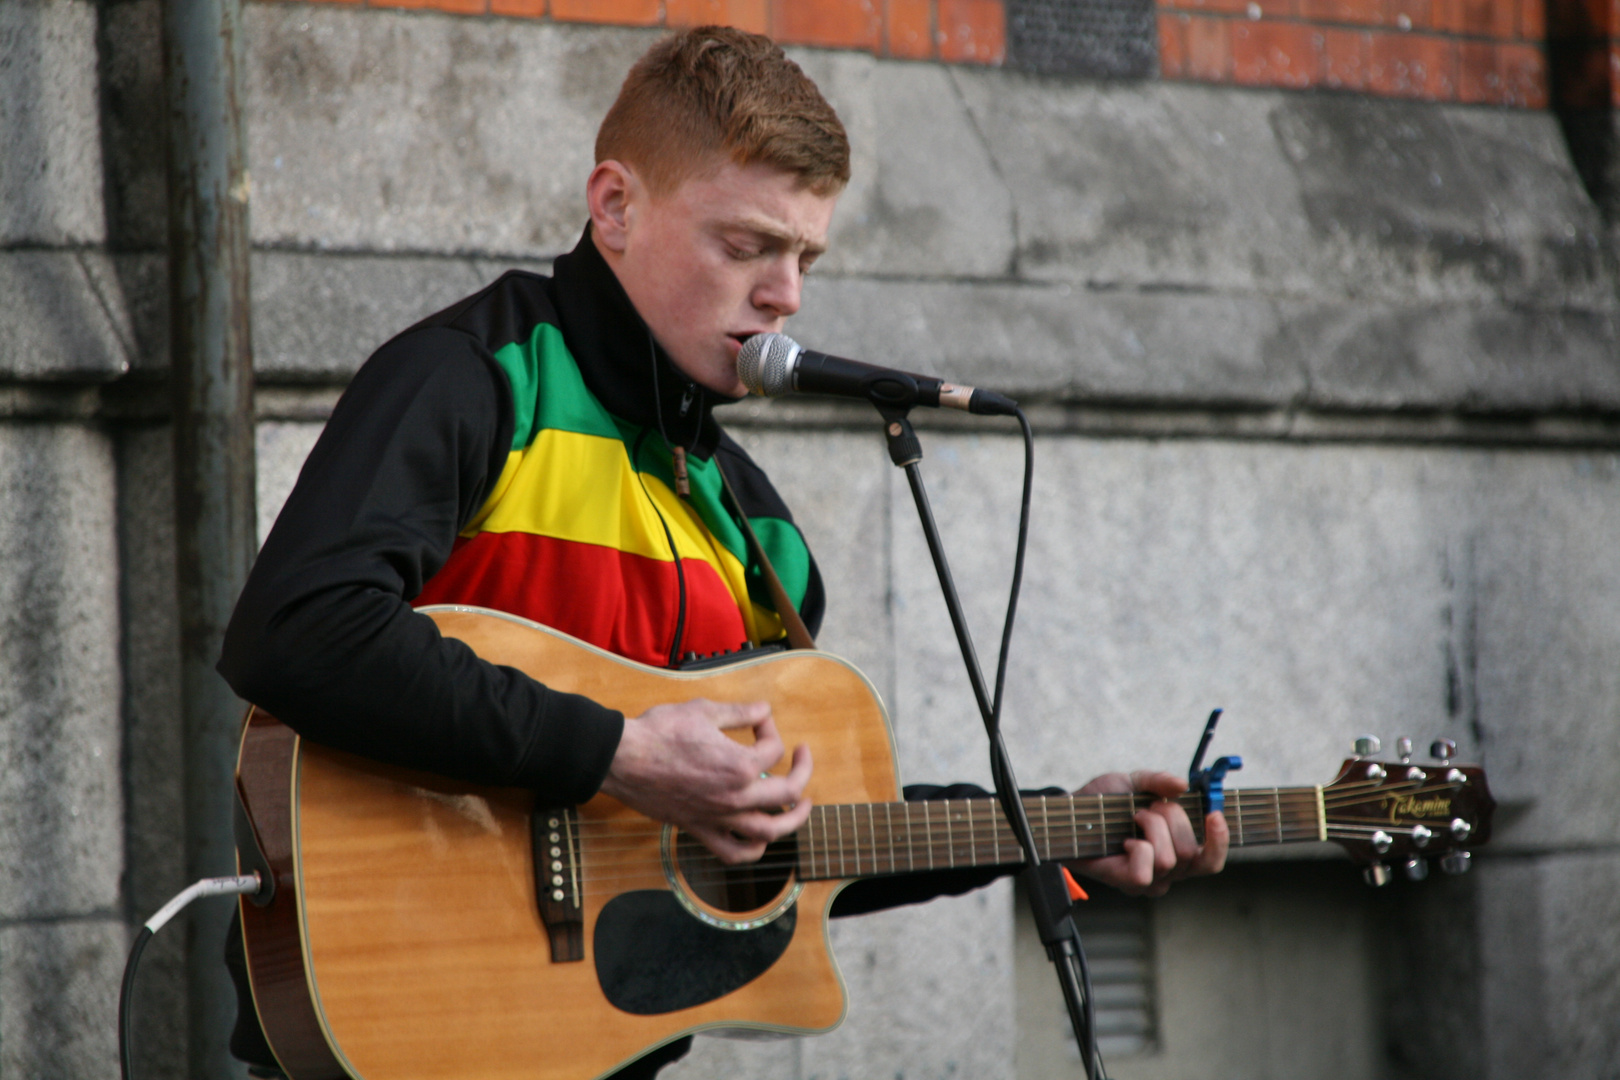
(234, 606, 1495, 1080)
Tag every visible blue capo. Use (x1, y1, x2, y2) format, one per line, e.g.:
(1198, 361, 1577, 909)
(1188, 708, 1243, 815)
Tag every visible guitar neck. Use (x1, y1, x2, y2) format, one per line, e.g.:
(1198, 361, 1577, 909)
(796, 786, 1328, 881)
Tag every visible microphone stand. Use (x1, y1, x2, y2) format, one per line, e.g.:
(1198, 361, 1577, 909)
(872, 404, 1102, 1080)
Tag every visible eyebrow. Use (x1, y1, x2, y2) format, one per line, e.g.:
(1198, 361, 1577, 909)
(719, 215, 827, 256)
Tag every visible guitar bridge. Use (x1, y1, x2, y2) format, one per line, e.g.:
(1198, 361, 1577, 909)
(533, 805, 584, 962)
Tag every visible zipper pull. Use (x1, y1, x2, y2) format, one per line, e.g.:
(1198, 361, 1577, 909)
(678, 386, 696, 417)
(672, 445, 690, 497)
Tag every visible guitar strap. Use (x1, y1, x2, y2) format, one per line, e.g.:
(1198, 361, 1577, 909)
(714, 457, 817, 651)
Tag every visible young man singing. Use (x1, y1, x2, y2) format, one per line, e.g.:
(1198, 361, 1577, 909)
(221, 26, 1227, 1078)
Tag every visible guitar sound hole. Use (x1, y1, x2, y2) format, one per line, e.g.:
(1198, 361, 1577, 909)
(675, 831, 797, 913)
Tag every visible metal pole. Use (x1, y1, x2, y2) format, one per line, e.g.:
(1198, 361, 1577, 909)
(161, 0, 256, 1075)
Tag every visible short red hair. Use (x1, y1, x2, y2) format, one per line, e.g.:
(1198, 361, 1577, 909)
(595, 26, 851, 197)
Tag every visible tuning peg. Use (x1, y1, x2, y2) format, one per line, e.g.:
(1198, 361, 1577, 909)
(1440, 851, 1472, 875)
(1430, 738, 1456, 762)
(1449, 818, 1471, 841)
(1364, 862, 1391, 887)
(1403, 857, 1429, 882)
(1396, 737, 1413, 763)
(1354, 735, 1381, 757)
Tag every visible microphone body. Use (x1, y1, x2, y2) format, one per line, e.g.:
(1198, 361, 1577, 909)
(738, 333, 1018, 416)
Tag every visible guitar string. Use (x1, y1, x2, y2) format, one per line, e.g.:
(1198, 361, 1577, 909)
(553, 782, 1451, 854)
(553, 796, 1453, 889)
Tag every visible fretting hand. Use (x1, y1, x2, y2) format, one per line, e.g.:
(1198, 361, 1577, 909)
(600, 698, 813, 865)
(1065, 770, 1229, 897)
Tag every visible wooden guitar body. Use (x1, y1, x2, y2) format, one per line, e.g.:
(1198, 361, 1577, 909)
(236, 606, 901, 1080)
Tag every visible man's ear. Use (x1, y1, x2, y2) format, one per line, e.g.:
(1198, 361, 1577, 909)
(587, 160, 636, 255)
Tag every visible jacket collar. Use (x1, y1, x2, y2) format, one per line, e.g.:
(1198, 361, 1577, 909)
(550, 225, 731, 459)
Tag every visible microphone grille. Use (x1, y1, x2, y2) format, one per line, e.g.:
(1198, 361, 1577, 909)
(737, 333, 800, 398)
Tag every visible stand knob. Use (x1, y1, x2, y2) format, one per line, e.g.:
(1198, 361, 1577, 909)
(1354, 735, 1381, 757)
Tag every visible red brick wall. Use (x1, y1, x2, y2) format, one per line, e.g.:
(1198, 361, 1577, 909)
(261, 0, 1620, 109)
(270, 0, 1006, 63)
(1158, 0, 1549, 104)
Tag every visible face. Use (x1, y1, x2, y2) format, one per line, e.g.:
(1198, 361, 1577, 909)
(587, 158, 839, 396)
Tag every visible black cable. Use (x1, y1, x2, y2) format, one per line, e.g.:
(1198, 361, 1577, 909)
(119, 927, 154, 1080)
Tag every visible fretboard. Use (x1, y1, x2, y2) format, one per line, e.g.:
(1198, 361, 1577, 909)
(796, 787, 1326, 881)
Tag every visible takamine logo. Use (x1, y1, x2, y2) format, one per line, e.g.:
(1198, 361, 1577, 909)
(1385, 794, 1452, 822)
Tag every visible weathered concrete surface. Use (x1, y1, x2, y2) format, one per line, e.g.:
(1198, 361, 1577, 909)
(117, 425, 188, 1078)
(1015, 863, 1382, 1080)
(0, 0, 103, 246)
(0, 918, 126, 1080)
(0, 425, 123, 921)
(0, 424, 124, 1080)
(246, 8, 642, 256)
(881, 433, 1620, 852)
(0, 251, 134, 379)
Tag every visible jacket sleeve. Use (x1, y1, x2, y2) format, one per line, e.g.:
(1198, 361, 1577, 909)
(218, 327, 624, 803)
(828, 783, 1068, 917)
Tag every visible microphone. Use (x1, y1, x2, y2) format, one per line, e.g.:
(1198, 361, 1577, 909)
(737, 333, 1019, 417)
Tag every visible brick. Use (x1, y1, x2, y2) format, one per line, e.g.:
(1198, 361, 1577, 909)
(369, 0, 486, 12)
(886, 0, 937, 57)
(549, 0, 662, 23)
(1320, 26, 1370, 85)
(1160, 0, 1251, 17)
(1366, 30, 1457, 97)
(1232, 19, 1321, 86)
(490, 0, 546, 15)
(666, 0, 771, 31)
(1252, 0, 1297, 16)
(1499, 40, 1549, 100)
(1160, 12, 1190, 76)
(1518, 0, 1545, 36)
(1184, 13, 1233, 78)
(937, 0, 1005, 62)
(1298, 0, 1386, 24)
(1458, 40, 1503, 99)
(1386, 0, 1433, 29)
(1439, 0, 1519, 35)
(772, 0, 883, 49)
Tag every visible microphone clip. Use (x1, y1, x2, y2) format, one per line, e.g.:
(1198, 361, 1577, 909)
(875, 404, 923, 468)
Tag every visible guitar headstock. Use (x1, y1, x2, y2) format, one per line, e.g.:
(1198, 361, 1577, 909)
(1322, 737, 1495, 885)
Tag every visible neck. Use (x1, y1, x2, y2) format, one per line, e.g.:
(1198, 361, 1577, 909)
(795, 787, 1327, 880)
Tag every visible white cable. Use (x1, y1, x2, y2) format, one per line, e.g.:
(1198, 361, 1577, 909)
(143, 873, 261, 934)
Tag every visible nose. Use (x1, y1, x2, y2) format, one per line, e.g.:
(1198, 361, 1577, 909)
(752, 258, 803, 320)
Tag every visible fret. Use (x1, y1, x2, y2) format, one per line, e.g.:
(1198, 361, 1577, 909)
(1232, 789, 1244, 846)
(866, 803, 879, 874)
(943, 803, 954, 868)
(966, 801, 975, 866)
(885, 802, 897, 875)
(1098, 793, 1109, 855)
(1271, 788, 1282, 846)
(1067, 795, 1079, 862)
(905, 802, 916, 871)
(835, 804, 847, 878)
(805, 808, 817, 878)
(923, 802, 934, 870)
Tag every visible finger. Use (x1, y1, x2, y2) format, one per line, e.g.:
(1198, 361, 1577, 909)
(687, 824, 763, 866)
(746, 714, 787, 772)
(1146, 798, 1201, 864)
(1120, 838, 1157, 892)
(1191, 811, 1230, 875)
(723, 794, 814, 844)
(1135, 807, 1177, 877)
(1129, 770, 1190, 799)
(704, 699, 774, 732)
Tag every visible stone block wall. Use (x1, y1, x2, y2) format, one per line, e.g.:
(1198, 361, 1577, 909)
(2, 1, 1618, 1078)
